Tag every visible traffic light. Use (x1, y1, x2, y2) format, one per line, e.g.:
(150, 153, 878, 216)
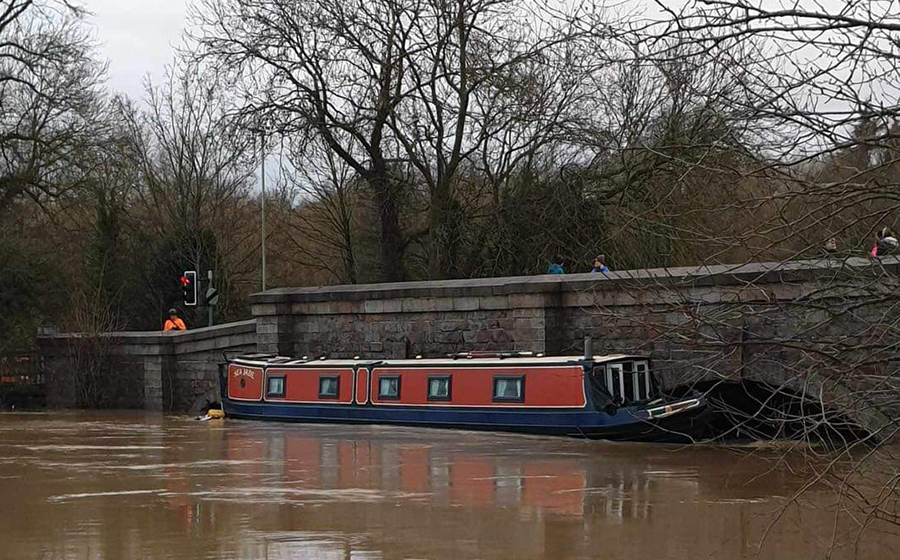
(181, 270, 198, 306)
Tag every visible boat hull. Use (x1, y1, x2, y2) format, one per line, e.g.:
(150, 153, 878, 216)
(221, 398, 709, 443)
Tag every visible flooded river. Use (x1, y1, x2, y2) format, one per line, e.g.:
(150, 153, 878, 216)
(1, 412, 898, 560)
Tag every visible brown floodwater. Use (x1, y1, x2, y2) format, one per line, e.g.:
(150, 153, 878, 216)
(1, 412, 898, 560)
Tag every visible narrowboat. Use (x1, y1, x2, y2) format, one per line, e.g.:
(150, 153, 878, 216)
(219, 351, 709, 442)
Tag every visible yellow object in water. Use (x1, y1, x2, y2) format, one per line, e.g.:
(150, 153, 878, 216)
(207, 409, 225, 419)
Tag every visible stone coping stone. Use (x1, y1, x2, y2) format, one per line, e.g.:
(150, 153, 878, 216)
(251, 257, 900, 305)
(36, 319, 256, 345)
(166, 319, 256, 343)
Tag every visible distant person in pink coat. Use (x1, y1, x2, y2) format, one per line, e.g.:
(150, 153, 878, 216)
(871, 227, 898, 257)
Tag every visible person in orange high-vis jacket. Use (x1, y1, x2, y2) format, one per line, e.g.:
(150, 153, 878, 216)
(163, 308, 187, 331)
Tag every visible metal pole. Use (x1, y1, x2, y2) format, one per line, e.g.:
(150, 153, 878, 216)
(261, 132, 267, 291)
(207, 270, 214, 327)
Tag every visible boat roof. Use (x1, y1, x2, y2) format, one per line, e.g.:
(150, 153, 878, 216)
(230, 354, 647, 368)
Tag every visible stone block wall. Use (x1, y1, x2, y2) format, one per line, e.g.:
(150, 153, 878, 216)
(253, 259, 893, 369)
(168, 321, 258, 411)
(38, 320, 256, 411)
(250, 258, 900, 433)
(255, 293, 555, 359)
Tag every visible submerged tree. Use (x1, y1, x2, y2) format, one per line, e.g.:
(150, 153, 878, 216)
(605, 0, 900, 548)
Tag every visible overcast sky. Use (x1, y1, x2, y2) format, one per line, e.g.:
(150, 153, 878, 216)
(87, 0, 189, 100)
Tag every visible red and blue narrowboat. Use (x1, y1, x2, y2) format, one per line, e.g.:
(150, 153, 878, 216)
(219, 351, 708, 442)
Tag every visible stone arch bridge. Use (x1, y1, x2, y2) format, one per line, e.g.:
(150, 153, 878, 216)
(39, 257, 900, 439)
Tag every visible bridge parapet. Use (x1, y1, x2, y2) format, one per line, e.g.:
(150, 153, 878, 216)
(252, 257, 900, 436)
(37, 319, 256, 411)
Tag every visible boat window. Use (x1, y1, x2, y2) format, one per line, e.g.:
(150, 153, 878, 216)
(606, 363, 624, 404)
(623, 366, 636, 402)
(266, 375, 285, 398)
(493, 376, 525, 402)
(427, 376, 452, 401)
(590, 365, 612, 403)
(319, 375, 340, 399)
(378, 376, 401, 400)
(635, 361, 650, 400)
(604, 361, 652, 404)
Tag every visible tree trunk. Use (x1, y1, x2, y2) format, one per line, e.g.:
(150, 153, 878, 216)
(428, 180, 455, 279)
(370, 173, 404, 282)
(341, 227, 358, 285)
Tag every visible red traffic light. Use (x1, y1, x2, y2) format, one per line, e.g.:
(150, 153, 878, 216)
(182, 270, 198, 306)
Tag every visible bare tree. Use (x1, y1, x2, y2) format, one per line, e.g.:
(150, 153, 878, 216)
(120, 62, 257, 325)
(387, 0, 587, 277)
(191, 0, 412, 281)
(0, 0, 103, 211)
(581, 0, 900, 548)
(191, 0, 595, 281)
(276, 137, 363, 284)
(65, 280, 121, 408)
(633, 0, 900, 257)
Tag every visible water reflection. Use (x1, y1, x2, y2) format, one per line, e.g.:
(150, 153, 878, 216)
(222, 426, 726, 525)
(1, 412, 899, 560)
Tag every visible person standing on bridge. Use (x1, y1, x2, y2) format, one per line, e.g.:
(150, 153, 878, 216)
(871, 227, 899, 258)
(547, 256, 565, 275)
(591, 254, 610, 273)
(163, 308, 187, 332)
